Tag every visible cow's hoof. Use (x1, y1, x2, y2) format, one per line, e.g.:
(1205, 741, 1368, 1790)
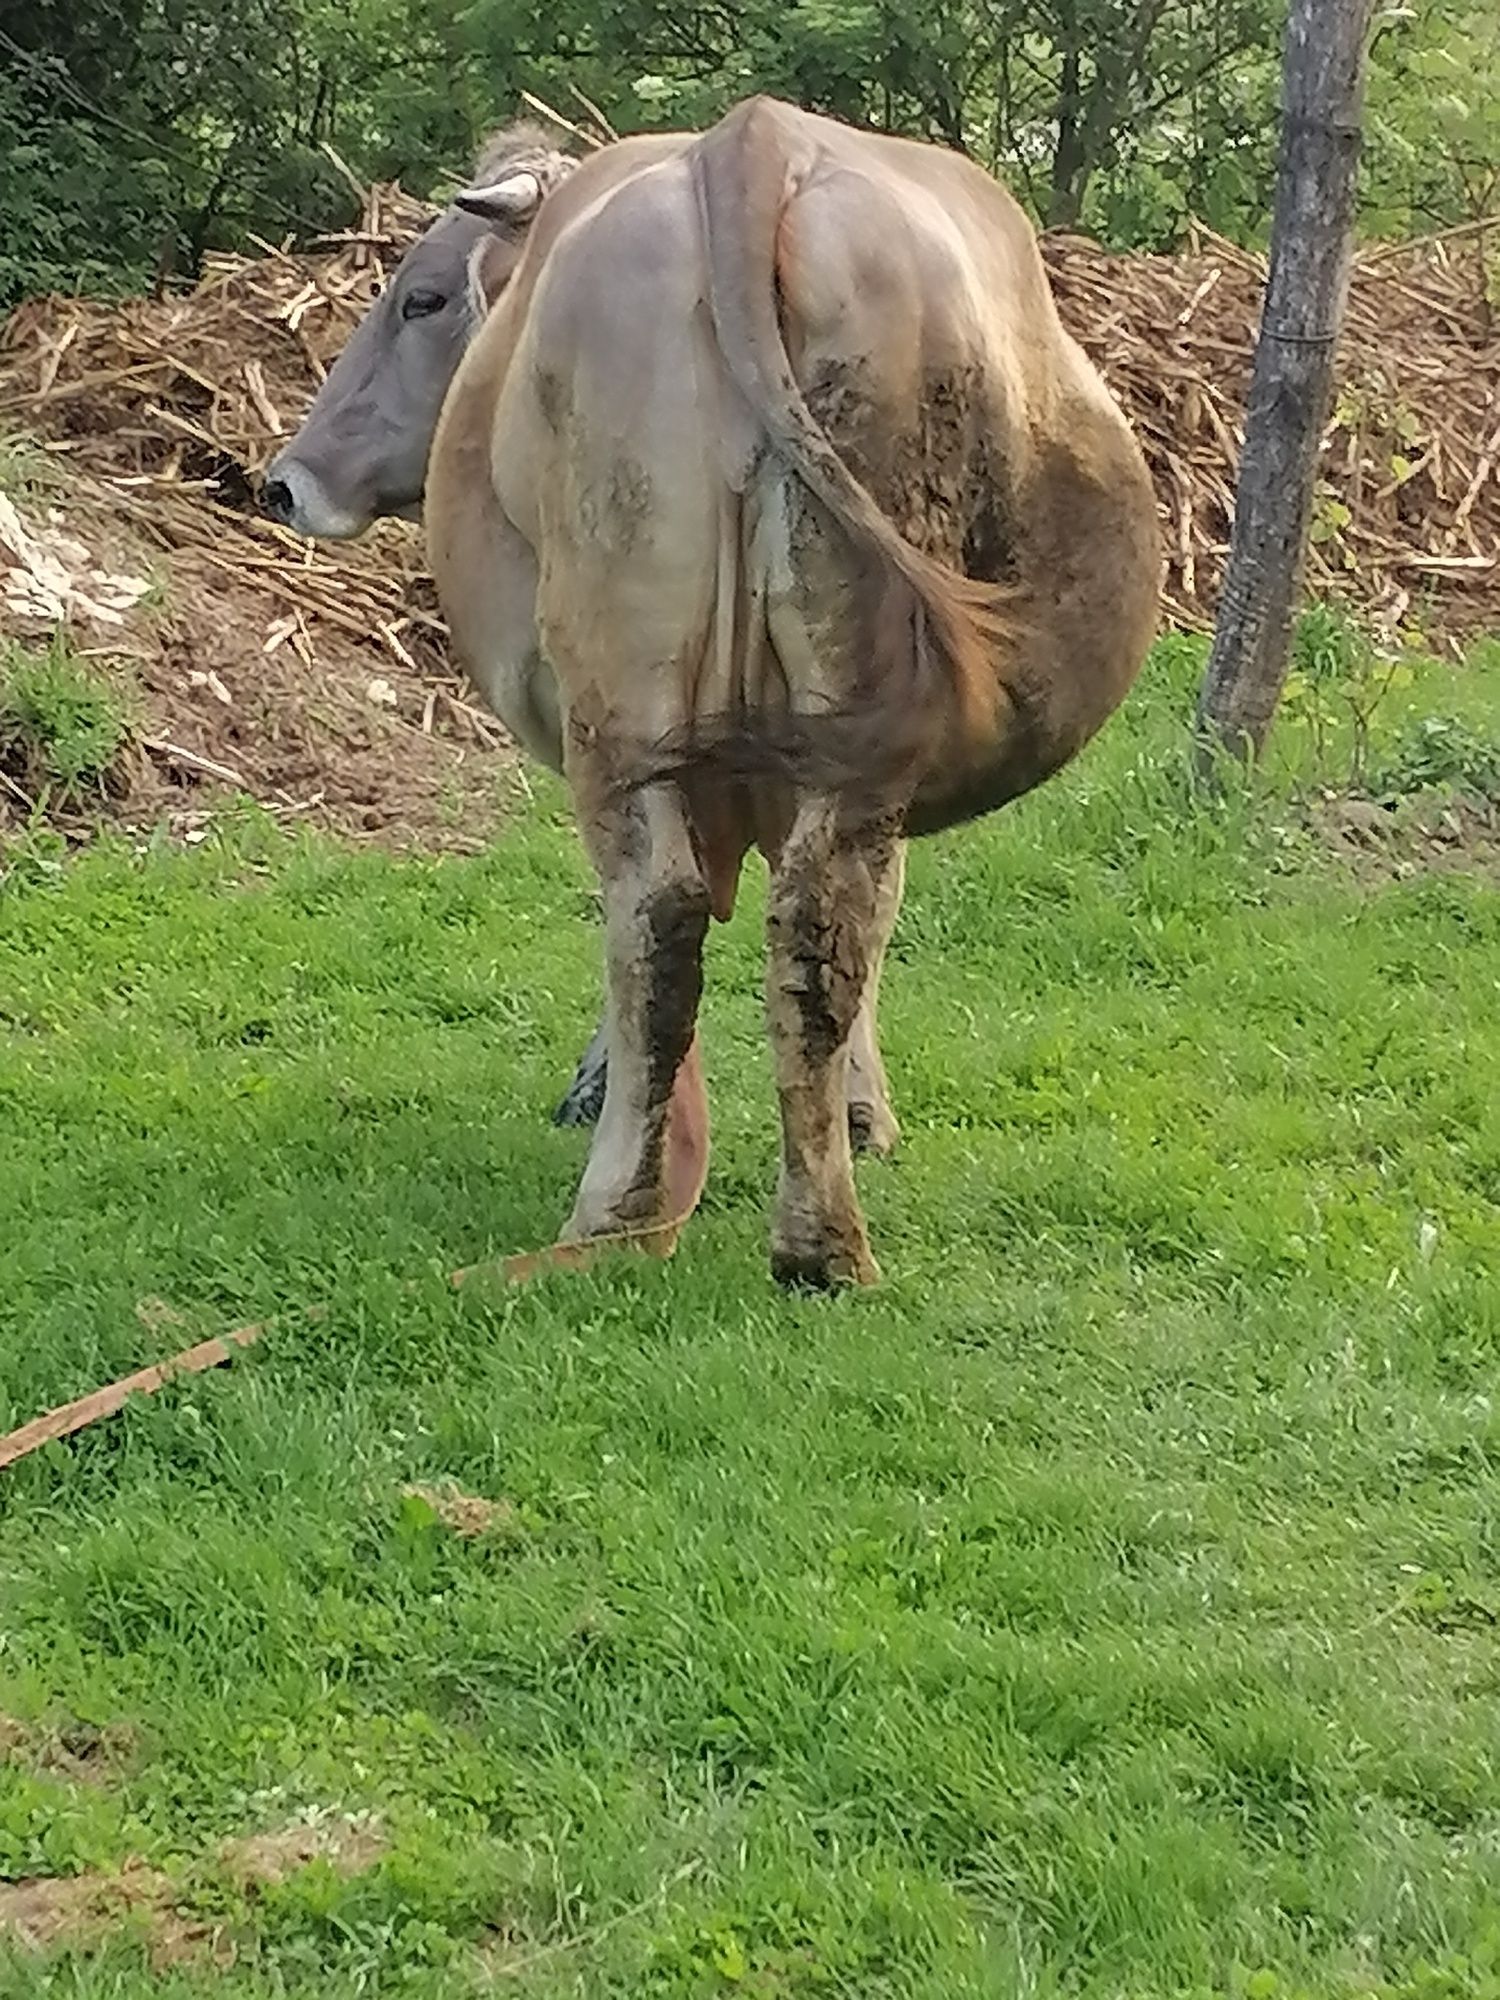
(551, 1073, 606, 1128)
(771, 1236, 880, 1292)
(848, 1100, 901, 1158)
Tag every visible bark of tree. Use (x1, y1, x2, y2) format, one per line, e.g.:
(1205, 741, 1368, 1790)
(1049, 45, 1088, 226)
(1194, 0, 1375, 771)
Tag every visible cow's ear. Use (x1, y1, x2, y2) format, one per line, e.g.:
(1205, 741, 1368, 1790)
(455, 169, 543, 227)
(465, 233, 518, 319)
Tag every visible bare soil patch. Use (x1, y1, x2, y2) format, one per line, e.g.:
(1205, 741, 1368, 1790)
(0, 1860, 230, 1971)
(0, 1712, 138, 1786)
(402, 1480, 518, 1539)
(0, 1813, 385, 1969)
(218, 1810, 387, 1890)
(1310, 791, 1500, 883)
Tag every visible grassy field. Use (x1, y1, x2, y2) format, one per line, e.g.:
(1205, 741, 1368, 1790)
(2, 636, 1499, 1998)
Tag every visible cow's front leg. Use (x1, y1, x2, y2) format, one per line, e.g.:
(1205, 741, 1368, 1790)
(551, 1019, 609, 1127)
(765, 796, 895, 1289)
(563, 777, 711, 1251)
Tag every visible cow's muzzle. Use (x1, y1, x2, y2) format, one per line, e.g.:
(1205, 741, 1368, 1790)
(259, 456, 370, 541)
(260, 474, 296, 527)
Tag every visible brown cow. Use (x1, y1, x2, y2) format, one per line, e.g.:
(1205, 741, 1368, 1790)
(264, 120, 900, 1145)
(421, 96, 1160, 1287)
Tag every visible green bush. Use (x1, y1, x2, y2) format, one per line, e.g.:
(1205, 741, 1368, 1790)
(1279, 600, 1412, 788)
(2, 0, 1494, 311)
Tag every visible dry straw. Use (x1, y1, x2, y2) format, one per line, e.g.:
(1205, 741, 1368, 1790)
(1, 173, 1496, 685)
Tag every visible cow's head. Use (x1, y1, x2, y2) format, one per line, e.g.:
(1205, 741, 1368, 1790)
(261, 124, 575, 541)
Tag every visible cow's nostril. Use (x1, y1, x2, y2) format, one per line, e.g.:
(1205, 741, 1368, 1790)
(261, 476, 294, 525)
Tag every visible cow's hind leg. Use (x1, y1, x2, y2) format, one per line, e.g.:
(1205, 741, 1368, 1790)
(564, 779, 711, 1250)
(553, 919, 901, 1143)
(845, 840, 904, 1158)
(766, 797, 895, 1288)
(549, 780, 901, 1152)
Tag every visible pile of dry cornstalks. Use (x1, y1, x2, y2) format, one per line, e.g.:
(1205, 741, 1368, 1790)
(1, 172, 1496, 690)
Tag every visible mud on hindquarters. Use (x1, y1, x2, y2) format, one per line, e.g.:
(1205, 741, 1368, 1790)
(801, 359, 1018, 583)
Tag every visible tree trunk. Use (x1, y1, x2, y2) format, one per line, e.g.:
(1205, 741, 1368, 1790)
(185, 148, 237, 282)
(1048, 45, 1088, 227)
(1193, 0, 1374, 771)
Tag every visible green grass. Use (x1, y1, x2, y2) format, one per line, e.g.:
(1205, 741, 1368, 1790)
(2, 638, 1499, 1997)
(1, 632, 133, 809)
(0, 432, 65, 501)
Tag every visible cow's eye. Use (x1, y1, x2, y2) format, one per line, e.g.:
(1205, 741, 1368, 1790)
(401, 289, 446, 321)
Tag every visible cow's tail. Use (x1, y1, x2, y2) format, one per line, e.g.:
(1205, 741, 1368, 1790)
(680, 96, 1020, 803)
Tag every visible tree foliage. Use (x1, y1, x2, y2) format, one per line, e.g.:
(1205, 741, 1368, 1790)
(0, 0, 1493, 306)
(1363, 0, 1499, 233)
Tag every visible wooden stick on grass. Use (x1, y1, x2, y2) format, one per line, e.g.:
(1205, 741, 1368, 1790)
(0, 1158, 717, 1473)
(0, 1324, 267, 1472)
(0, 1213, 679, 1474)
